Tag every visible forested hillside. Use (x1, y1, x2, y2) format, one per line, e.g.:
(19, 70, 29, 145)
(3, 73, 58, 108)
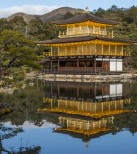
(0, 5, 137, 71)
(94, 5, 137, 70)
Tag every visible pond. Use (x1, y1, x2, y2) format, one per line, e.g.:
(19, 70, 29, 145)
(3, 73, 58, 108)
(1, 80, 137, 154)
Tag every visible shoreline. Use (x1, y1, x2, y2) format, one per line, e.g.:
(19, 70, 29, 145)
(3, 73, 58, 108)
(26, 72, 137, 82)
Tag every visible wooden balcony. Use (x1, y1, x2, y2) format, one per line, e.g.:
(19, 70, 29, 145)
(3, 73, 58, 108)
(43, 50, 130, 57)
(59, 30, 114, 38)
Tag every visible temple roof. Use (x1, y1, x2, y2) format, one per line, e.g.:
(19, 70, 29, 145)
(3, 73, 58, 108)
(54, 128, 114, 142)
(53, 13, 119, 25)
(37, 36, 134, 45)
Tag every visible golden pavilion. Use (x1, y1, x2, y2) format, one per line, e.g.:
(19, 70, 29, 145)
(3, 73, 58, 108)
(38, 11, 134, 75)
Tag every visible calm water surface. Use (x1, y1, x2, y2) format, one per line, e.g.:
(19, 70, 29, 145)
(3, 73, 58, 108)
(1, 81, 137, 154)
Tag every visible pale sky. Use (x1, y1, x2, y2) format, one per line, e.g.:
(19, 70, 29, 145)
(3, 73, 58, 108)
(0, 0, 137, 18)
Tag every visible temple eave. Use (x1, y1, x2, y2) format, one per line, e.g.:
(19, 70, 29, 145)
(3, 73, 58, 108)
(55, 127, 112, 136)
(38, 108, 133, 118)
(39, 41, 130, 46)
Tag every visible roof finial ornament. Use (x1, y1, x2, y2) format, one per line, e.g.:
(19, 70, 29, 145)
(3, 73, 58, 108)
(85, 6, 89, 11)
(84, 6, 90, 13)
(85, 6, 89, 12)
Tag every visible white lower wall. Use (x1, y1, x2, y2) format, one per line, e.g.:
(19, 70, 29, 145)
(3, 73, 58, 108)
(110, 61, 117, 71)
(110, 59, 122, 71)
(110, 83, 122, 97)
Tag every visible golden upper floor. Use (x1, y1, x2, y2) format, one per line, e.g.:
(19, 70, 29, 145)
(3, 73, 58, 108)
(59, 24, 114, 38)
(54, 13, 118, 38)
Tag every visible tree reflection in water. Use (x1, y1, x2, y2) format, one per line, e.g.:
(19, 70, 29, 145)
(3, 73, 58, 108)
(0, 123, 41, 154)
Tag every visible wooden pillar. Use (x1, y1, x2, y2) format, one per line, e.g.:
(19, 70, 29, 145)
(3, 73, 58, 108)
(95, 44, 97, 74)
(82, 45, 83, 55)
(86, 121, 90, 130)
(78, 102, 80, 111)
(58, 58, 60, 70)
(93, 122, 95, 129)
(102, 57, 103, 73)
(73, 121, 76, 129)
(105, 26, 107, 35)
(98, 121, 100, 129)
(112, 31, 114, 38)
(67, 26, 68, 35)
(109, 102, 110, 111)
(66, 119, 68, 128)
(93, 26, 95, 34)
(72, 26, 74, 35)
(65, 47, 67, 56)
(77, 58, 79, 67)
(94, 58, 96, 74)
(59, 117, 61, 124)
(115, 45, 117, 56)
(86, 103, 87, 112)
(51, 46, 53, 56)
(109, 45, 110, 55)
(86, 44, 87, 55)
(71, 46, 72, 55)
(51, 82, 53, 95)
(65, 100, 67, 107)
(109, 57, 110, 73)
(99, 26, 100, 35)
(102, 44, 103, 55)
(50, 59, 52, 71)
(58, 46, 60, 56)
(122, 45, 123, 56)
(114, 101, 116, 110)
(58, 85, 60, 98)
(51, 99, 53, 109)
(95, 44, 97, 55)
(58, 100, 60, 109)
(82, 102, 84, 111)
(80, 25, 82, 34)
(94, 103, 97, 113)
(94, 83, 97, 100)
(116, 58, 118, 72)
(77, 86, 79, 98)
(104, 121, 107, 127)
(121, 101, 124, 109)
(87, 23, 89, 35)
(78, 121, 81, 130)
(102, 103, 103, 112)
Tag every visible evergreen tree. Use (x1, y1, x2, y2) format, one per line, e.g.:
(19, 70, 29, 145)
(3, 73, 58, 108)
(0, 30, 39, 78)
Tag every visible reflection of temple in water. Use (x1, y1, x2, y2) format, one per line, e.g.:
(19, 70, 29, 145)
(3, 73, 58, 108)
(38, 81, 132, 143)
(39, 82, 131, 118)
(55, 116, 114, 137)
(53, 115, 116, 145)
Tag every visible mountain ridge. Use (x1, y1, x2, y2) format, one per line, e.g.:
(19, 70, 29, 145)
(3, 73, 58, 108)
(7, 7, 84, 23)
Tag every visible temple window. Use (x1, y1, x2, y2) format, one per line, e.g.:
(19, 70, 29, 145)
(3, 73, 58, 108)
(100, 27, 106, 35)
(79, 60, 94, 67)
(60, 61, 65, 67)
(96, 61, 102, 67)
(94, 26, 100, 34)
(60, 61, 77, 67)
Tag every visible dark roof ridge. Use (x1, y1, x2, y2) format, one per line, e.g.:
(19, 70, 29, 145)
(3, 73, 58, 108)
(37, 35, 133, 45)
(97, 36, 134, 43)
(54, 12, 119, 25)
